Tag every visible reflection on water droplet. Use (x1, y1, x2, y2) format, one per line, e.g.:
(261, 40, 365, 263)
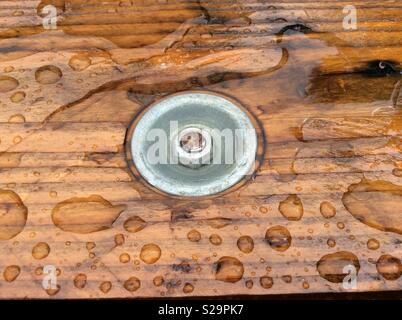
(279, 195, 304, 221)
(52, 195, 126, 234)
(342, 179, 402, 235)
(140, 243, 161, 264)
(74, 273, 87, 289)
(237, 235, 254, 253)
(124, 276, 141, 292)
(215, 256, 244, 283)
(3, 265, 20, 282)
(317, 251, 360, 283)
(124, 216, 147, 233)
(376, 254, 401, 280)
(0, 76, 19, 92)
(367, 238, 380, 250)
(320, 201, 336, 219)
(35, 65, 62, 84)
(0, 190, 28, 240)
(265, 226, 292, 252)
(32, 242, 50, 260)
(259, 276, 273, 289)
(187, 229, 201, 242)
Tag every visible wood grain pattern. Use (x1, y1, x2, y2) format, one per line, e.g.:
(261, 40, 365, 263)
(0, 0, 401, 298)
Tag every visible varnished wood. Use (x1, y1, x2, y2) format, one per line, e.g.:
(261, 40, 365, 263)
(0, 0, 401, 298)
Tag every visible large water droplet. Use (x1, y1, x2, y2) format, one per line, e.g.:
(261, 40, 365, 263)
(317, 251, 360, 283)
(237, 235, 254, 253)
(265, 225, 292, 251)
(376, 254, 401, 280)
(52, 195, 126, 234)
(215, 256, 244, 283)
(0, 76, 19, 92)
(3, 265, 20, 282)
(279, 195, 304, 221)
(140, 243, 161, 264)
(35, 65, 62, 84)
(0, 190, 28, 240)
(32, 242, 50, 260)
(342, 179, 402, 235)
(123, 216, 147, 233)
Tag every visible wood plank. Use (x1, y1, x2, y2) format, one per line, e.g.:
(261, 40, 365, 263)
(0, 0, 400, 299)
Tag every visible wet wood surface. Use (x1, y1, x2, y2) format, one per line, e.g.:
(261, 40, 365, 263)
(0, 0, 401, 298)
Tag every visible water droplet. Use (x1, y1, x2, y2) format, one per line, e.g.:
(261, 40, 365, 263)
(99, 281, 112, 293)
(245, 279, 253, 289)
(215, 256, 244, 283)
(209, 234, 222, 246)
(183, 282, 194, 294)
(265, 226, 292, 252)
(393, 168, 402, 177)
(0, 76, 19, 92)
(281, 275, 292, 283)
(3, 66, 14, 73)
(119, 253, 130, 263)
(317, 251, 360, 283)
(0, 190, 28, 240)
(35, 65, 62, 84)
(320, 201, 336, 219)
(187, 229, 201, 242)
(327, 238, 336, 248)
(367, 238, 380, 250)
(10, 91, 26, 103)
(32, 242, 50, 260)
(302, 280, 310, 289)
(13, 136, 22, 144)
(153, 276, 164, 287)
(46, 285, 60, 296)
(140, 243, 161, 264)
(3, 265, 20, 282)
(124, 277, 141, 292)
(206, 217, 232, 229)
(337, 222, 345, 230)
(114, 234, 125, 246)
(86, 242, 96, 250)
(342, 179, 402, 235)
(237, 235, 254, 253)
(123, 216, 147, 233)
(73, 273, 87, 289)
(68, 54, 91, 71)
(259, 276, 273, 289)
(376, 254, 401, 280)
(52, 195, 126, 233)
(279, 195, 304, 221)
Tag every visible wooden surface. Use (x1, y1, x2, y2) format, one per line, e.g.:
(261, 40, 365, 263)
(0, 0, 401, 299)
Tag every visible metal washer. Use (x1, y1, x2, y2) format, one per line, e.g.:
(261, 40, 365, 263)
(130, 91, 258, 197)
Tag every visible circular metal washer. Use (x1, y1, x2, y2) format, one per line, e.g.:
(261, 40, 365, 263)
(130, 91, 257, 197)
